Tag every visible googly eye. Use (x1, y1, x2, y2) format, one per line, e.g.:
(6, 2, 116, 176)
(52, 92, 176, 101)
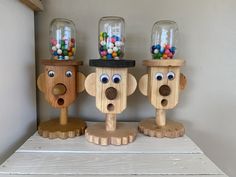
(48, 70, 55, 77)
(100, 74, 109, 84)
(112, 74, 121, 84)
(155, 72, 163, 81)
(167, 71, 175, 80)
(65, 70, 72, 77)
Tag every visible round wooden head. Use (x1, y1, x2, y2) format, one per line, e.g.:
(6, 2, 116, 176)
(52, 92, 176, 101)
(85, 67, 137, 114)
(139, 60, 187, 110)
(37, 60, 85, 108)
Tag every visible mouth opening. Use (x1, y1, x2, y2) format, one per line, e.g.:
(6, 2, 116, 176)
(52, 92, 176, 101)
(57, 98, 64, 105)
(107, 103, 115, 111)
(161, 99, 168, 107)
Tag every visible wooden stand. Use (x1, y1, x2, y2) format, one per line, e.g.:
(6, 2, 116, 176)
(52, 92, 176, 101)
(85, 60, 137, 145)
(85, 114, 137, 145)
(138, 59, 187, 138)
(37, 60, 87, 139)
(138, 109, 184, 138)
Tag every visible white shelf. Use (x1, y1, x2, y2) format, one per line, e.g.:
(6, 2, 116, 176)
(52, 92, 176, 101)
(0, 122, 228, 177)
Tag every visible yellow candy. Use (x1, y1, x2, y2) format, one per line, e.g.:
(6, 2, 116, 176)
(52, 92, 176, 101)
(53, 56, 58, 60)
(68, 52, 73, 57)
(100, 36, 104, 41)
(102, 56, 107, 60)
(72, 48, 75, 53)
(163, 54, 168, 59)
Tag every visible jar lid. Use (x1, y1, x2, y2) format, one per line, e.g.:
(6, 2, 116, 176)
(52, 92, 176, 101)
(89, 59, 135, 68)
(41, 59, 83, 66)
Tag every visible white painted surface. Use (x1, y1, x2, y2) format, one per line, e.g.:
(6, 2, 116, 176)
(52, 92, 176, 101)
(0, 122, 227, 177)
(17, 122, 201, 154)
(35, 0, 236, 176)
(0, 0, 36, 164)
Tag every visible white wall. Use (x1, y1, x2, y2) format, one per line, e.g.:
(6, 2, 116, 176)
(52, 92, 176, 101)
(36, 0, 236, 176)
(0, 0, 36, 163)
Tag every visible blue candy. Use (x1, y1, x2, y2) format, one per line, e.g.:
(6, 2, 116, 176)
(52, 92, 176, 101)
(151, 45, 156, 51)
(53, 51, 58, 56)
(170, 46, 176, 52)
(107, 54, 113, 59)
(156, 44, 161, 50)
(58, 56, 64, 60)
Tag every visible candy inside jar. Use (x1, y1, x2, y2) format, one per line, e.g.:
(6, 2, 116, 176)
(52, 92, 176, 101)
(50, 18, 76, 60)
(151, 20, 178, 59)
(99, 16, 125, 60)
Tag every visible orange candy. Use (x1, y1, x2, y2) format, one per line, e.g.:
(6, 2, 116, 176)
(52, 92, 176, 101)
(112, 52, 117, 57)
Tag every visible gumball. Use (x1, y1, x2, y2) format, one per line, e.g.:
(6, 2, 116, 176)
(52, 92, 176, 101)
(115, 36, 120, 41)
(68, 52, 73, 57)
(154, 49, 159, 54)
(156, 44, 161, 50)
(170, 46, 176, 52)
(63, 50, 68, 56)
(107, 48, 113, 54)
(116, 50, 121, 56)
(100, 41, 106, 46)
(164, 49, 170, 54)
(52, 46, 57, 51)
(168, 52, 173, 58)
(112, 52, 117, 57)
(113, 46, 118, 52)
(108, 43, 114, 48)
(102, 56, 107, 60)
(60, 40, 65, 45)
(100, 36, 104, 41)
(57, 49, 62, 55)
(115, 41, 121, 47)
(107, 54, 112, 59)
(162, 54, 168, 59)
(165, 44, 171, 49)
(160, 47, 165, 54)
(71, 38, 75, 43)
(58, 56, 64, 60)
(69, 42, 74, 47)
(53, 51, 57, 56)
(111, 37, 116, 43)
(157, 53, 162, 59)
(53, 56, 58, 60)
(51, 38, 57, 46)
(64, 56, 69, 60)
(102, 32, 108, 38)
(56, 44, 61, 49)
(114, 56, 119, 60)
(101, 51, 107, 56)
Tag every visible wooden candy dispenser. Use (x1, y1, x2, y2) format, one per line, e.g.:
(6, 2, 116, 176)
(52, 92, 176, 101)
(37, 60, 87, 139)
(85, 60, 137, 145)
(138, 60, 187, 138)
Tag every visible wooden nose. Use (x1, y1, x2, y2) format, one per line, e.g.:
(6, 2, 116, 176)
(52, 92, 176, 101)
(52, 84, 67, 96)
(105, 87, 117, 100)
(159, 85, 171, 96)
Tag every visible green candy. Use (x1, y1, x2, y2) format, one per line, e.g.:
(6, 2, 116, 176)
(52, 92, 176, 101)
(63, 50, 68, 56)
(60, 40, 65, 45)
(61, 45, 66, 50)
(102, 32, 108, 38)
(117, 49, 121, 56)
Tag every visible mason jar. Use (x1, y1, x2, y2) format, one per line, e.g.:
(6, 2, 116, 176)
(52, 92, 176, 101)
(98, 16, 125, 60)
(151, 20, 178, 59)
(49, 18, 76, 60)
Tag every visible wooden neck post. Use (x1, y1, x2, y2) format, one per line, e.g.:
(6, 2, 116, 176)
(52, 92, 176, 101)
(105, 113, 116, 131)
(60, 107, 68, 125)
(156, 109, 166, 127)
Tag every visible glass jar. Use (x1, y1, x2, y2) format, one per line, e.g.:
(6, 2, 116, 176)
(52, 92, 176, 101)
(49, 18, 76, 60)
(151, 20, 178, 59)
(98, 16, 125, 60)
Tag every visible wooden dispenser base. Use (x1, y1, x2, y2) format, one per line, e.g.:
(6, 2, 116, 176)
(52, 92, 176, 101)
(38, 108, 87, 139)
(138, 118, 185, 138)
(85, 114, 137, 145)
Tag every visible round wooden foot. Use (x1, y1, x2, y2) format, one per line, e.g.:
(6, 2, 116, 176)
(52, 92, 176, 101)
(138, 118, 185, 138)
(38, 118, 87, 139)
(85, 122, 137, 145)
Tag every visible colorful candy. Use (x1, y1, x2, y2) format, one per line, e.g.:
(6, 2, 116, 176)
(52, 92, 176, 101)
(99, 32, 124, 60)
(50, 37, 76, 60)
(151, 44, 176, 59)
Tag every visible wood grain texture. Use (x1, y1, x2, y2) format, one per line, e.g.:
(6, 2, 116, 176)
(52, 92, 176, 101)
(20, 0, 44, 11)
(0, 175, 228, 177)
(77, 72, 85, 93)
(0, 174, 227, 177)
(139, 74, 148, 96)
(0, 153, 223, 175)
(37, 73, 45, 93)
(85, 122, 137, 145)
(84, 72, 96, 96)
(143, 59, 185, 67)
(38, 118, 87, 139)
(17, 123, 202, 154)
(139, 118, 185, 138)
